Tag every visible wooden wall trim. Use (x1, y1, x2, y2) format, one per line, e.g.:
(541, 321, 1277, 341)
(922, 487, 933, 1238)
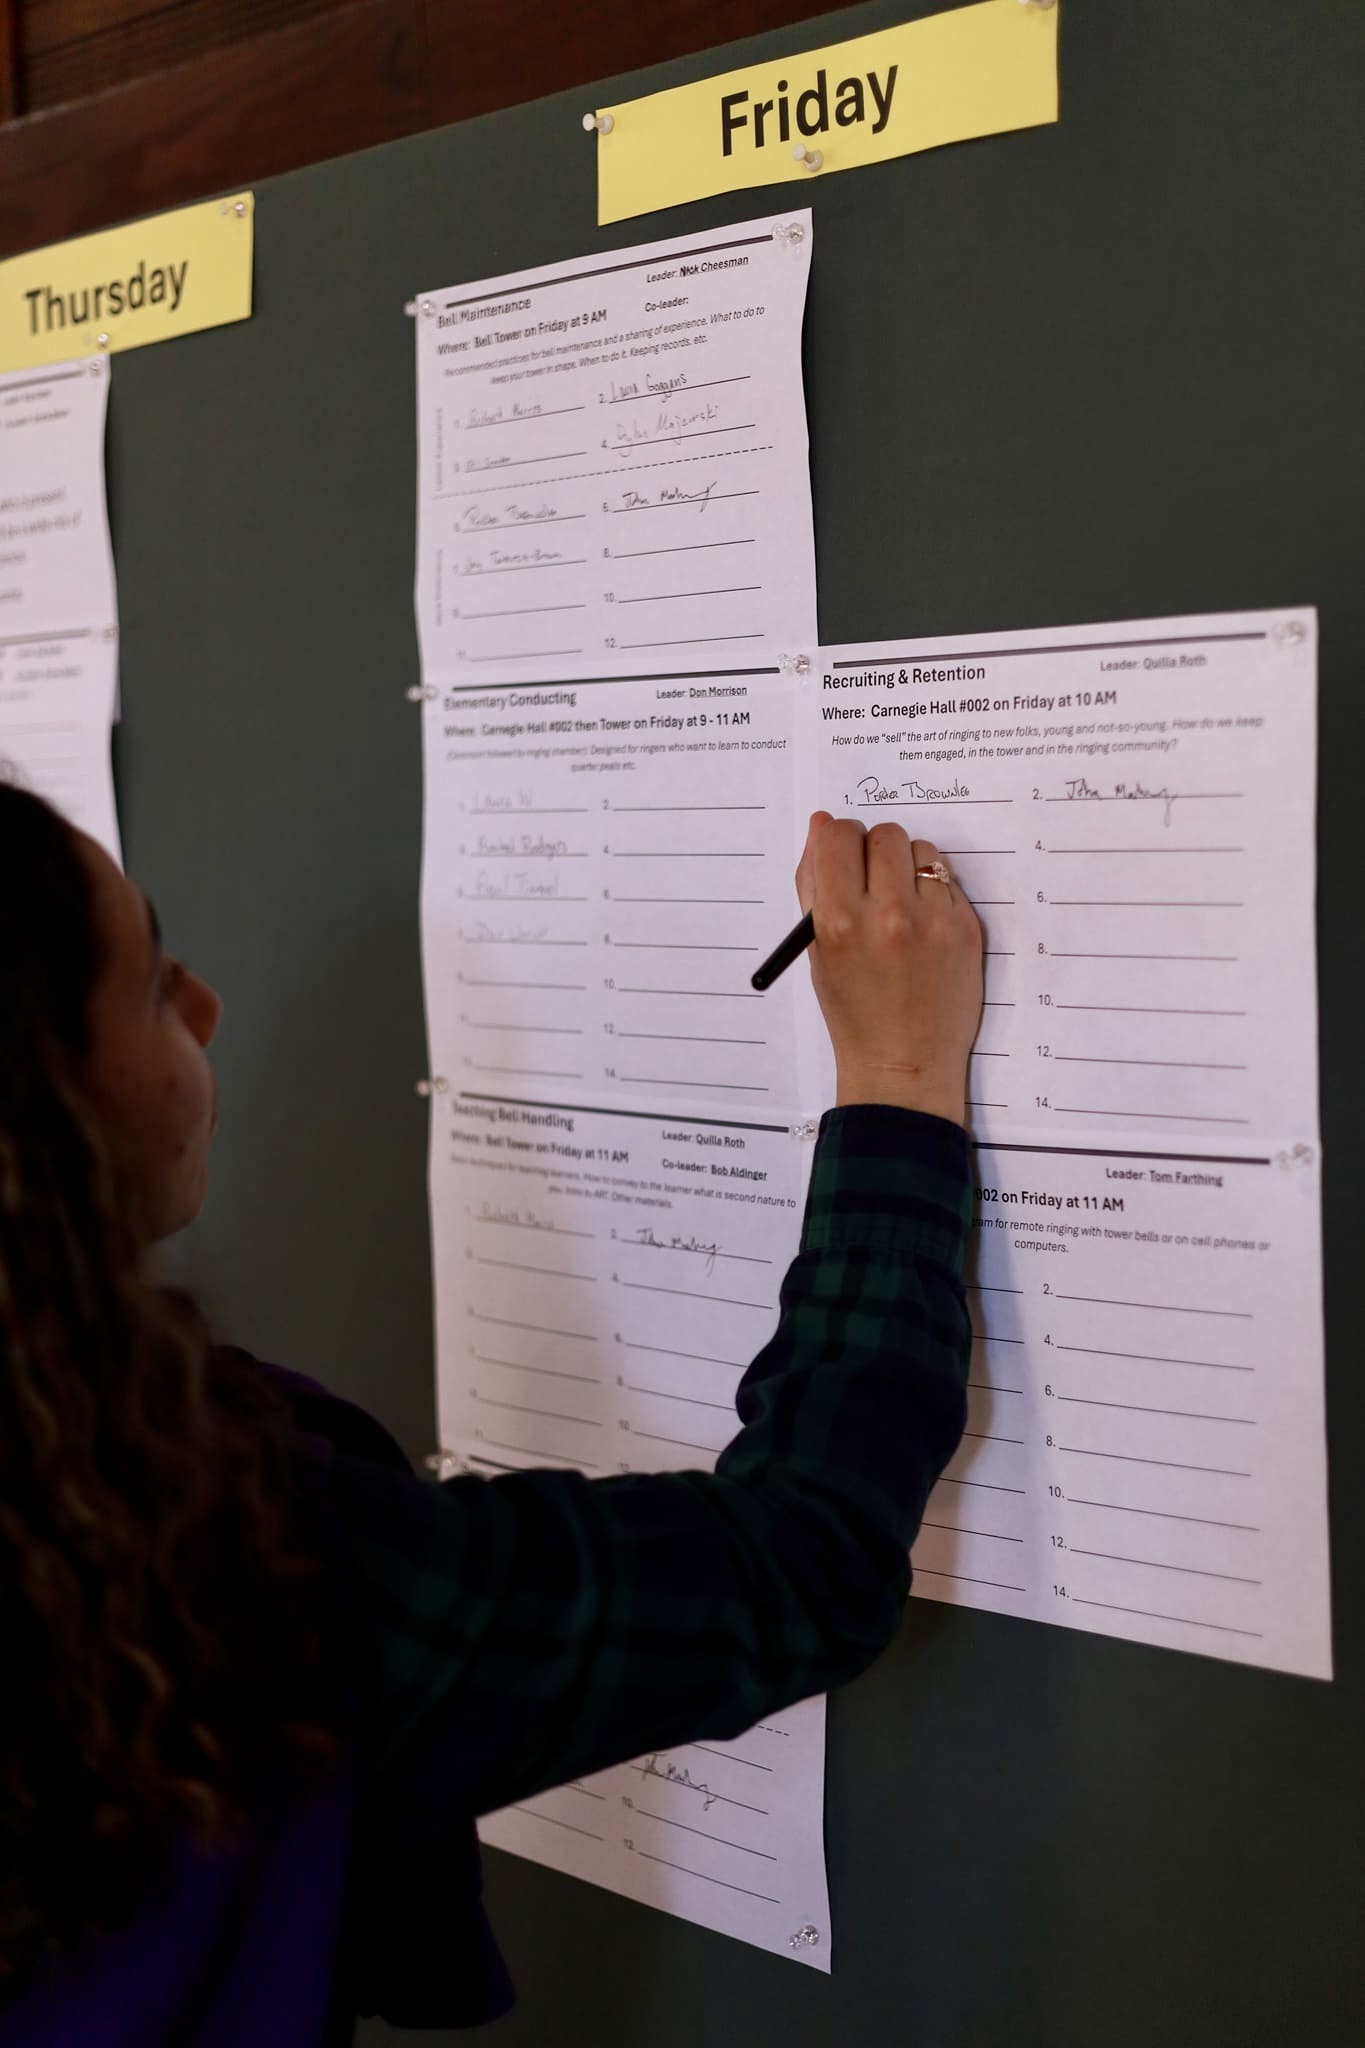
(0, 0, 853, 257)
(0, 0, 19, 125)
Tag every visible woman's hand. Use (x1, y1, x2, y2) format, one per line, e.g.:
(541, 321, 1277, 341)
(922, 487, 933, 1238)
(795, 811, 984, 1126)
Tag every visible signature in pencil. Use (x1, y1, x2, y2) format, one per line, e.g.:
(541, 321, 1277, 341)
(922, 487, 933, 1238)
(629, 1225, 721, 1273)
(641, 1755, 721, 1811)
(1064, 777, 1181, 825)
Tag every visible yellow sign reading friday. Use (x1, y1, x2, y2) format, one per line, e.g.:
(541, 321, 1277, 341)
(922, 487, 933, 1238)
(593, 0, 1059, 225)
(0, 193, 254, 374)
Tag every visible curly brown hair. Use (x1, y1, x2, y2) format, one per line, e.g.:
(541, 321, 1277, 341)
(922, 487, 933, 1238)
(0, 785, 338, 2000)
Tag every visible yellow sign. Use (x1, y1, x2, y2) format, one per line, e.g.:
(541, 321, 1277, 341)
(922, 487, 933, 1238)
(594, 0, 1059, 224)
(0, 193, 254, 373)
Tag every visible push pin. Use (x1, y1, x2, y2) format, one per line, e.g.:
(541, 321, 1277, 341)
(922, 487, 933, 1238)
(406, 683, 437, 702)
(792, 143, 823, 173)
(1016, 0, 1057, 9)
(96, 333, 110, 350)
(415, 1077, 449, 1098)
(780, 653, 812, 678)
(789, 1924, 821, 1950)
(582, 111, 614, 135)
(423, 1449, 463, 1481)
(773, 222, 807, 250)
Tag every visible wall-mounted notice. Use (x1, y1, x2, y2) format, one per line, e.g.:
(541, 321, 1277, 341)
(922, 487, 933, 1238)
(590, 0, 1059, 224)
(413, 209, 816, 677)
(0, 193, 254, 373)
(0, 356, 121, 859)
(807, 611, 1330, 1679)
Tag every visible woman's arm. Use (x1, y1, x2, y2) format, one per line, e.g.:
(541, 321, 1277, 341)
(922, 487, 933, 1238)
(331, 818, 982, 1814)
(329, 1103, 970, 1817)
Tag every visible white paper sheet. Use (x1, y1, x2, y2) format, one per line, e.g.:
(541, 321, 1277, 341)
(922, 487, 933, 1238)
(807, 611, 1329, 1677)
(0, 356, 120, 859)
(418, 656, 830, 1962)
(429, 1095, 830, 1967)
(419, 661, 808, 1128)
(414, 211, 815, 677)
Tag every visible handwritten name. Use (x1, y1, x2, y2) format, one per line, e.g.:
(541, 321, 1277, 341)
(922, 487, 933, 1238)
(856, 774, 970, 806)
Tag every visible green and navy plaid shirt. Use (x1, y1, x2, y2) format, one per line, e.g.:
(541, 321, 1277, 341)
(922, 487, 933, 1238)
(328, 1104, 972, 1814)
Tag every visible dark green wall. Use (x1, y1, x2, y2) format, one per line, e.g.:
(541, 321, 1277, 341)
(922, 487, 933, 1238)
(107, 2, 1363, 2040)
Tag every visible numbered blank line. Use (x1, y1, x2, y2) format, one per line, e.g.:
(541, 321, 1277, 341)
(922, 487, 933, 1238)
(1058, 1446, 1250, 1478)
(1058, 1344, 1252, 1374)
(614, 539, 756, 560)
(619, 1031, 766, 1046)
(1046, 847, 1245, 855)
(625, 1384, 734, 1413)
(1058, 1004, 1247, 1016)
(619, 1076, 767, 1093)
(476, 1257, 595, 1280)
(1056, 1058, 1247, 1071)
(470, 1065, 585, 1080)
(921, 1521, 1024, 1544)
(1071, 1599, 1262, 1639)
(636, 1852, 779, 1905)
(1049, 900, 1245, 909)
(621, 1341, 745, 1369)
(621, 1280, 773, 1310)
(635, 1808, 776, 1861)
(473, 1394, 600, 1427)
(1056, 1293, 1251, 1318)
(508, 1806, 604, 1842)
(915, 1567, 1026, 1593)
(686, 1744, 772, 1773)
(620, 585, 762, 605)
(1070, 1547, 1261, 1585)
(1053, 1107, 1251, 1125)
(620, 634, 766, 649)
(1057, 1395, 1253, 1423)
(471, 1311, 597, 1342)
(635, 1430, 727, 1455)
(1067, 1497, 1259, 1532)
(472, 1351, 600, 1386)
(1050, 952, 1238, 962)
(481, 1437, 600, 1469)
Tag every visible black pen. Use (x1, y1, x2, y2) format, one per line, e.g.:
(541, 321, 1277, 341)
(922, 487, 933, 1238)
(751, 909, 814, 992)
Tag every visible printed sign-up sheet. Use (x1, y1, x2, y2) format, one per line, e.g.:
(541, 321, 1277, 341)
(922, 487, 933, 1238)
(811, 612, 1329, 1680)
(414, 209, 816, 675)
(0, 355, 120, 857)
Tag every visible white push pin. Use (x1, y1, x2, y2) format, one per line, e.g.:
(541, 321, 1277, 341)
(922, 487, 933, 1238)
(792, 143, 823, 173)
(1017, 0, 1057, 9)
(582, 111, 614, 135)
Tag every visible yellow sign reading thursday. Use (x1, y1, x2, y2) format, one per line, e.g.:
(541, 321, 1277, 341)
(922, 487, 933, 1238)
(593, 0, 1059, 224)
(0, 193, 254, 374)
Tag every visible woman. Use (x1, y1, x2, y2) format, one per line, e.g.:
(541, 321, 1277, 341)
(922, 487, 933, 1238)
(0, 781, 982, 2043)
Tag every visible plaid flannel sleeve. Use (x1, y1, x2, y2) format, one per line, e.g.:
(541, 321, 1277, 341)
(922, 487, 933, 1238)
(329, 1105, 972, 1817)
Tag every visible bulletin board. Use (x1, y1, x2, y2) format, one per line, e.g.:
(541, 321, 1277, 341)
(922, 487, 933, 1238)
(103, 1, 1364, 2040)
